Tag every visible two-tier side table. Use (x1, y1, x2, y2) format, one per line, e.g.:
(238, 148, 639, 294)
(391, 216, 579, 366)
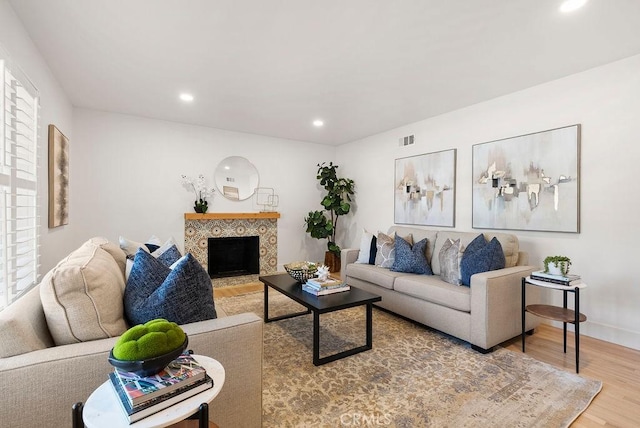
(521, 276, 587, 373)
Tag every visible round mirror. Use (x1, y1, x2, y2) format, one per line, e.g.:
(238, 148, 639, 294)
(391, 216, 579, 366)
(214, 156, 259, 201)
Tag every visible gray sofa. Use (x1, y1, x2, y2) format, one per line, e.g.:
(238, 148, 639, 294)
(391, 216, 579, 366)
(341, 226, 541, 352)
(0, 238, 262, 428)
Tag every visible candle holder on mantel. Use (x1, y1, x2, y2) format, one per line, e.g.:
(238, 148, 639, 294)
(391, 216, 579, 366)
(254, 187, 279, 212)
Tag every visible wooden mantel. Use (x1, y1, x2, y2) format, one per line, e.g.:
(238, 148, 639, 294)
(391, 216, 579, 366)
(184, 212, 281, 220)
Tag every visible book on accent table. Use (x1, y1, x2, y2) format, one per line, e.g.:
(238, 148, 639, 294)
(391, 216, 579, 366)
(109, 372, 213, 424)
(530, 271, 582, 286)
(114, 352, 207, 407)
(306, 276, 344, 288)
(302, 282, 350, 296)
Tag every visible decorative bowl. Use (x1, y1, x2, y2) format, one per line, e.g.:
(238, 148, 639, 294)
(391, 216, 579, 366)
(284, 261, 318, 283)
(108, 336, 189, 376)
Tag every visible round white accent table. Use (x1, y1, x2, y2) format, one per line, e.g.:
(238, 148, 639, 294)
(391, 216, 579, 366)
(82, 355, 225, 428)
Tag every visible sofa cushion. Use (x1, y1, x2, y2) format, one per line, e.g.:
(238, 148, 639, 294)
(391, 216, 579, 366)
(124, 250, 217, 326)
(375, 232, 412, 268)
(460, 235, 506, 286)
(0, 285, 54, 358)
(439, 238, 464, 285)
(394, 275, 471, 312)
(355, 229, 377, 264)
(345, 263, 413, 290)
(40, 242, 128, 346)
(391, 235, 432, 275)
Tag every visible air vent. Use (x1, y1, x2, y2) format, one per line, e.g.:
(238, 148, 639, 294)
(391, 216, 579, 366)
(399, 135, 415, 146)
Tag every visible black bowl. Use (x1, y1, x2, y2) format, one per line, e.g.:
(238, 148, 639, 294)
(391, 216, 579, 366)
(108, 336, 189, 377)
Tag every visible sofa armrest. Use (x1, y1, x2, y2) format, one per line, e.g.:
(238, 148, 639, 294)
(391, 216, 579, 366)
(469, 265, 541, 350)
(341, 248, 360, 273)
(0, 313, 262, 428)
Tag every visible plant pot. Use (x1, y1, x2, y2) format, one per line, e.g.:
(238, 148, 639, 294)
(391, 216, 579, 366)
(547, 262, 563, 275)
(194, 201, 208, 213)
(324, 251, 341, 274)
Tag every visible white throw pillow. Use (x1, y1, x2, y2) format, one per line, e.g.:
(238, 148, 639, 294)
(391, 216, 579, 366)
(355, 230, 375, 264)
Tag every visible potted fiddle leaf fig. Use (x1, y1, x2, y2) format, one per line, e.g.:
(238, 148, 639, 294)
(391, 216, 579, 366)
(304, 162, 355, 272)
(543, 255, 571, 276)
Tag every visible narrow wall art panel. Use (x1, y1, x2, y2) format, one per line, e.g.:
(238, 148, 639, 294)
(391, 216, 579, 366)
(472, 124, 580, 233)
(48, 124, 69, 228)
(395, 149, 456, 227)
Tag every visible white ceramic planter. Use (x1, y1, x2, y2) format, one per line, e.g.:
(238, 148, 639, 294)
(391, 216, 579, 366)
(547, 263, 563, 275)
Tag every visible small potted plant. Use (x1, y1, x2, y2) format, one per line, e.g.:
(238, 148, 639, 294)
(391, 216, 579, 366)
(543, 255, 571, 276)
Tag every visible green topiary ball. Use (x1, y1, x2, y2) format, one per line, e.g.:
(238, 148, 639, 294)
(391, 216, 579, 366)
(113, 318, 186, 361)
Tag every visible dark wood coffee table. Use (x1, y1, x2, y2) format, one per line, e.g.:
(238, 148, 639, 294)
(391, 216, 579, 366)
(259, 273, 382, 366)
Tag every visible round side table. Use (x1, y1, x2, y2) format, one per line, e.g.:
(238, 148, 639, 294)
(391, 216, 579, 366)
(82, 355, 225, 428)
(521, 276, 587, 373)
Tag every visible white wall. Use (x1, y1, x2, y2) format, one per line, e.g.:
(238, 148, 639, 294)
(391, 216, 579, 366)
(70, 108, 335, 270)
(337, 54, 640, 351)
(0, 0, 75, 274)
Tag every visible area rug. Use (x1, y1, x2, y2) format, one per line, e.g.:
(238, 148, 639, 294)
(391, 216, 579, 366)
(217, 291, 602, 428)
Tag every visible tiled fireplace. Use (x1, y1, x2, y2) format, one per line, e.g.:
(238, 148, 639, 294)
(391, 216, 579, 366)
(184, 212, 280, 287)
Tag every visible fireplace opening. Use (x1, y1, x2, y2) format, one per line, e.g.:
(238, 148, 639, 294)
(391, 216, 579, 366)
(208, 236, 260, 278)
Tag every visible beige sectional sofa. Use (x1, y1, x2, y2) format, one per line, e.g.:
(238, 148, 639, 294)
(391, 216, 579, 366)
(0, 238, 262, 428)
(341, 226, 541, 352)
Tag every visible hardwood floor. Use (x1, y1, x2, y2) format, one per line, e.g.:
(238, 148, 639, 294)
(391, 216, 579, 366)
(504, 324, 640, 427)
(215, 282, 640, 427)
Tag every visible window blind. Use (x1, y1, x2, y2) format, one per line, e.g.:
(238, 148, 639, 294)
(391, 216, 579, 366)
(0, 49, 40, 310)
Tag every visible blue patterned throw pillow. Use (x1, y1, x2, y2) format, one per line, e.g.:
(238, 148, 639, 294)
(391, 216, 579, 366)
(124, 250, 217, 326)
(459, 235, 505, 286)
(156, 244, 182, 266)
(390, 235, 433, 275)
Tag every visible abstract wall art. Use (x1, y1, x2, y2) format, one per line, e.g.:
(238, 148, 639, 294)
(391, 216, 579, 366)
(472, 124, 580, 233)
(48, 124, 69, 228)
(395, 149, 456, 227)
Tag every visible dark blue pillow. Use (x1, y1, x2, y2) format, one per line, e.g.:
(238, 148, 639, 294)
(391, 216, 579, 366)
(368, 235, 378, 265)
(390, 235, 433, 275)
(460, 235, 505, 286)
(144, 243, 160, 253)
(124, 250, 217, 326)
(156, 244, 182, 267)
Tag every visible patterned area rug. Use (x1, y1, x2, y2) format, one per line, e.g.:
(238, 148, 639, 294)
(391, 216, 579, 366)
(217, 291, 602, 428)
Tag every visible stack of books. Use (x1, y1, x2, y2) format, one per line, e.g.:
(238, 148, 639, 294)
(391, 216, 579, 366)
(109, 352, 213, 423)
(303, 276, 350, 296)
(530, 270, 582, 286)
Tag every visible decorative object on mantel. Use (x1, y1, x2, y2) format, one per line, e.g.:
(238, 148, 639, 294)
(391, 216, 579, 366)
(181, 174, 215, 213)
(304, 162, 355, 273)
(543, 255, 572, 276)
(254, 187, 279, 212)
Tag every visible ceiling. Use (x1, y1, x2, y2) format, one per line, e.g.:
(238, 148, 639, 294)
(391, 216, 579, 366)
(10, 0, 640, 145)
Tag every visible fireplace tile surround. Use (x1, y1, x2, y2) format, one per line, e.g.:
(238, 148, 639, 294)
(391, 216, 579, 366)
(184, 212, 280, 287)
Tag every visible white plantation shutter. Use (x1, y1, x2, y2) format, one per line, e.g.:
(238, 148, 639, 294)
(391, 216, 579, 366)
(0, 48, 40, 310)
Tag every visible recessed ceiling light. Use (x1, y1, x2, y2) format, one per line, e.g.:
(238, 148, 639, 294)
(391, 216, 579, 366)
(313, 119, 324, 127)
(559, 0, 587, 13)
(179, 93, 194, 102)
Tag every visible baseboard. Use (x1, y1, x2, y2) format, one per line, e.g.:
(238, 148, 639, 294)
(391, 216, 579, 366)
(547, 319, 640, 351)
